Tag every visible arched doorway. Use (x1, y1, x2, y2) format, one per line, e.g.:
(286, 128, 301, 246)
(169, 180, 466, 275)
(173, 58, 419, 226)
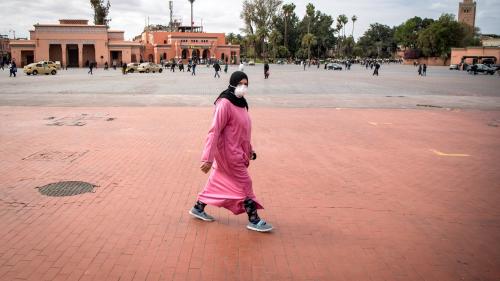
(182, 49, 188, 59)
(221, 53, 225, 61)
(191, 49, 200, 60)
(163, 53, 167, 61)
(202, 49, 210, 60)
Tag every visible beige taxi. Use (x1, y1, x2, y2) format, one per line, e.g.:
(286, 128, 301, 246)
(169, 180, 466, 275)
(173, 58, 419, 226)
(23, 62, 57, 75)
(125, 63, 140, 73)
(137, 62, 163, 73)
(38, 61, 60, 70)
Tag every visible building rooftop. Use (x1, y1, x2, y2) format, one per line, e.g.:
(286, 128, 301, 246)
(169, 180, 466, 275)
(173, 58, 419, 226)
(59, 19, 89, 25)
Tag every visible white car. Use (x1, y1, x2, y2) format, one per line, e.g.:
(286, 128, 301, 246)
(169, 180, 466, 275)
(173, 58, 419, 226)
(137, 62, 163, 73)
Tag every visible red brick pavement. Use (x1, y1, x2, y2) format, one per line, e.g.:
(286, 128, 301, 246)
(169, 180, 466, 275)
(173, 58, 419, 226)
(0, 107, 499, 281)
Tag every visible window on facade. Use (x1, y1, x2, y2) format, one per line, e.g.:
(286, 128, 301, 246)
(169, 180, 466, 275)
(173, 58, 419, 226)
(164, 40, 167, 44)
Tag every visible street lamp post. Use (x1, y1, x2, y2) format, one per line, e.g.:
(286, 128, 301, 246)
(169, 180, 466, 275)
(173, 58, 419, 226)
(188, 0, 195, 31)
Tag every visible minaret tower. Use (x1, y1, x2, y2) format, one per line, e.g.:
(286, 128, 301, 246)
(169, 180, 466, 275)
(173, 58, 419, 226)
(458, 0, 476, 29)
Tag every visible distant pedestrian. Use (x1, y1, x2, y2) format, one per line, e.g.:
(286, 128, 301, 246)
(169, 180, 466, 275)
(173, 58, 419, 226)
(104, 61, 109, 70)
(224, 61, 228, 74)
(179, 62, 185, 72)
(213, 62, 221, 78)
(189, 71, 273, 233)
(423, 64, 427, 76)
(238, 62, 245, 72)
(187, 61, 192, 72)
(112, 60, 117, 70)
(264, 62, 269, 79)
(418, 64, 422, 76)
(9, 60, 17, 77)
(303, 60, 306, 71)
(373, 62, 380, 76)
(122, 63, 127, 75)
(171, 60, 176, 72)
(0, 60, 4, 70)
(192, 61, 197, 76)
(88, 62, 94, 75)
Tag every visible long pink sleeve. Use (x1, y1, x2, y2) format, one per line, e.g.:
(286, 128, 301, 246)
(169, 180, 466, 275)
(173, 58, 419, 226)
(201, 99, 230, 163)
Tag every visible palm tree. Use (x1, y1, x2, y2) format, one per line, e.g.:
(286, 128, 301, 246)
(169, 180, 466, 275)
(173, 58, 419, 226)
(351, 15, 357, 38)
(256, 27, 270, 59)
(336, 20, 343, 56)
(226, 33, 236, 44)
(339, 14, 348, 38)
(269, 29, 283, 61)
(282, 3, 295, 49)
(306, 3, 315, 34)
(302, 33, 317, 61)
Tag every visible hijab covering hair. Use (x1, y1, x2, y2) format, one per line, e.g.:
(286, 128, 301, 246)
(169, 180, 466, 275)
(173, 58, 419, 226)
(214, 71, 249, 110)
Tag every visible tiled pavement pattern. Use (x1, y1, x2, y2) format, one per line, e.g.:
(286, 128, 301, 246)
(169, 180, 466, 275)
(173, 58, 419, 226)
(1, 107, 499, 280)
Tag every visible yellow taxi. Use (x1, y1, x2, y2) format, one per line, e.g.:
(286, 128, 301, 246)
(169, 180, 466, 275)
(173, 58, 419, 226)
(38, 61, 60, 69)
(23, 62, 57, 75)
(137, 62, 163, 73)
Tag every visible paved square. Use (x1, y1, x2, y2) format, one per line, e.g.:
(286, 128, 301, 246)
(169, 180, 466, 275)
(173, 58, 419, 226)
(1, 65, 500, 280)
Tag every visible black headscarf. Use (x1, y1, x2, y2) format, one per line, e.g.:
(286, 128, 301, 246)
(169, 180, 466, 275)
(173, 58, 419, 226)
(214, 71, 249, 110)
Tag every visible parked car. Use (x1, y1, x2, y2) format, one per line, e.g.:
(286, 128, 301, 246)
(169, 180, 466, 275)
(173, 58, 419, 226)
(489, 64, 500, 71)
(23, 62, 57, 75)
(276, 60, 285, 65)
(126, 63, 140, 73)
(467, 64, 496, 75)
(248, 60, 255, 66)
(327, 63, 343, 70)
(137, 62, 163, 73)
(36, 60, 60, 70)
(449, 64, 459, 70)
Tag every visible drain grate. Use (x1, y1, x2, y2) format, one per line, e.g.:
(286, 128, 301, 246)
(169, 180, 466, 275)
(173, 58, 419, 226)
(37, 181, 96, 197)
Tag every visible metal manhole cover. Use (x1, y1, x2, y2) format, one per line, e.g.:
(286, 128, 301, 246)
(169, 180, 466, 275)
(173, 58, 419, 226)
(37, 181, 96, 197)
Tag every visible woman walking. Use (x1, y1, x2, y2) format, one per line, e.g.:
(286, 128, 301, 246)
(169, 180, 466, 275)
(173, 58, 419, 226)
(189, 71, 273, 232)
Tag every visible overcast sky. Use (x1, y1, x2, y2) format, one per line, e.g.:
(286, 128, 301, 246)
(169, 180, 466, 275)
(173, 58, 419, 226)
(1, 0, 499, 40)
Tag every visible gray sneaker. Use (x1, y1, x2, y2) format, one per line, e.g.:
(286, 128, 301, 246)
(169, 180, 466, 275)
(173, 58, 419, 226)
(189, 207, 215, 222)
(246, 220, 273, 232)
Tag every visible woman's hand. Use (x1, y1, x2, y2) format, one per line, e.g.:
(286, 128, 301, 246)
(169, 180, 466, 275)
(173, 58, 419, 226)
(251, 151, 257, 160)
(200, 162, 213, 174)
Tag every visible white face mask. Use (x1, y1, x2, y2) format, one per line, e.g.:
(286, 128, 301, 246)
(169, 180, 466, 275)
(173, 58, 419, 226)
(234, 84, 248, 98)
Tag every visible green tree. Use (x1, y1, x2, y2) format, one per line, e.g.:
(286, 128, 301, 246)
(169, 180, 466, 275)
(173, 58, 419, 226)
(90, 0, 111, 26)
(351, 15, 357, 38)
(356, 23, 396, 58)
(305, 3, 315, 33)
(394, 16, 434, 49)
(269, 29, 283, 60)
(302, 33, 317, 60)
(417, 14, 471, 62)
(240, 0, 283, 59)
(337, 14, 348, 38)
(282, 3, 296, 49)
(273, 3, 300, 58)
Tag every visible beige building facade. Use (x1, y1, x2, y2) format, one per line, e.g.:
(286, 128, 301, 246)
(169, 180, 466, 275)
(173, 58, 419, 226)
(138, 30, 240, 64)
(10, 19, 140, 67)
